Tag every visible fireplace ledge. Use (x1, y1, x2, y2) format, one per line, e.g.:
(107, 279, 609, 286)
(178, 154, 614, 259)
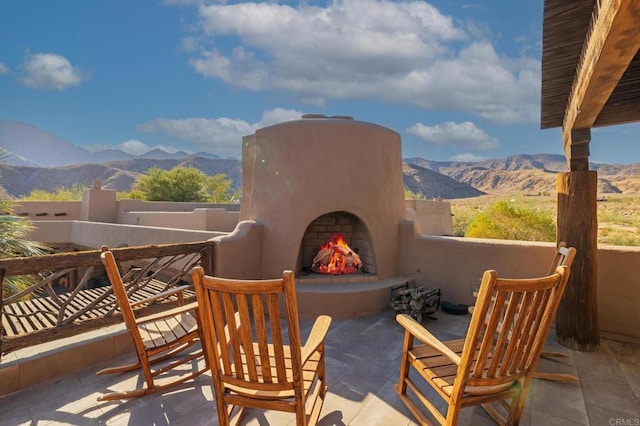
(294, 275, 414, 319)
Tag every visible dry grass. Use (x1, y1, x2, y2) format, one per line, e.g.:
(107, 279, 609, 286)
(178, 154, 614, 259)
(449, 193, 640, 246)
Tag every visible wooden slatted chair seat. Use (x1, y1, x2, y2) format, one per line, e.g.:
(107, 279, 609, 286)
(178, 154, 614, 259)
(396, 265, 571, 425)
(192, 267, 331, 426)
(223, 343, 323, 400)
(96, 248, 207, 401)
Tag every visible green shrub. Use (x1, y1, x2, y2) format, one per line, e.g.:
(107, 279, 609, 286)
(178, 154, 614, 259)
(21, 183, 88, 201)
(598, 228, 640, 246)
(131, 166, 238, 202)
(464, 200, 556, 242)
(405, 188, 428, 200)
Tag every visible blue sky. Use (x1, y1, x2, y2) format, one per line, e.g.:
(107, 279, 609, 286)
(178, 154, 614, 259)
(1, 0, 638, 164)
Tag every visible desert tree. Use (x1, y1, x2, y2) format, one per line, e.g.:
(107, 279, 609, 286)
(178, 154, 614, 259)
(131, 166, 238, 203)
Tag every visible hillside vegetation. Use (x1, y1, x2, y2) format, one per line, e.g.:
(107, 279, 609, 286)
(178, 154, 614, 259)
(450, 193, 640, 246)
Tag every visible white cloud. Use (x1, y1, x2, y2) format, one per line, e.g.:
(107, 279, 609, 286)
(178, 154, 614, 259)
(178, 0, 539, 124)
(0, 63, 9, 74)
(450, 153, 485, 162)
(258, 108, 303, 127)
(137, 108, 304, 157)
(118, 140, 155, 156)
(20, 53, 89, 90)
(86, 140, 186, 155)
(407, 121, 499, 151)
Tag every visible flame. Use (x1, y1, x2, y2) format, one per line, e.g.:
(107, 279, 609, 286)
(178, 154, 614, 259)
(312, 233, 363, 275)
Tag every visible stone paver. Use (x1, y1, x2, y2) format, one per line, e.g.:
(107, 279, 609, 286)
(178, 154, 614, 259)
(0, 310, 638, 425)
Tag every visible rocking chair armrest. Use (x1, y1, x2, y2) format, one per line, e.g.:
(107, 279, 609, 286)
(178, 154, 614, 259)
(134, 301, 199, 326)
(301, 315, 332, 365)
(396, 314, 461, 366)
(130, 284, 190, 308)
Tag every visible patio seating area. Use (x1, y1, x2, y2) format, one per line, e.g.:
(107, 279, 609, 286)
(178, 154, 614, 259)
(1, 308, 638, 425)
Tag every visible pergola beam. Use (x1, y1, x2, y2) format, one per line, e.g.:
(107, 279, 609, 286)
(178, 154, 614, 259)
(562, 0, 640, 168)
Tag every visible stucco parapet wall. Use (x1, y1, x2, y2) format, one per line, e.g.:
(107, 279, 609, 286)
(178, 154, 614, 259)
(119, 208, 239, 232)
(13, 201, 82, 221)
(212, 220, 264, 279)
(29, 220, 223, 249)
(398, 226, 640, 342)
(119, 199, 240, 213)
(404, 199, 453, 236)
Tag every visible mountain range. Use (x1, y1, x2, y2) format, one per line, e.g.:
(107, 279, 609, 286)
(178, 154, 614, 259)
(0, 119, 223, 166)
(1, 119, 639, 199)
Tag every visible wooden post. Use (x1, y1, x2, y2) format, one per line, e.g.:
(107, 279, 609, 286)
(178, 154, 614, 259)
(556, 171, 600, 351)
(202, 244, 215, 276)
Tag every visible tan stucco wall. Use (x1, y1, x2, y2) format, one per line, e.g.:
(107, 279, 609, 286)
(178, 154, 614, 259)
(13, 201, 82, 221)
(119, 208, 239, 232)
(80, 188, 118, 223)
(29, 221, 222, 249)
(118, 199, 240, 214)
(398, 220, 640, 341)
(405, 199, 454, 235)
(21, 218, 640, 342)
(241, 117, 406, 279)
(212, 220, 264, 279)
(597, 246, 640, 340)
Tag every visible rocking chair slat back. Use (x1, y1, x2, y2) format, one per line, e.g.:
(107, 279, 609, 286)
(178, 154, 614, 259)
(462, 266, 570, 390)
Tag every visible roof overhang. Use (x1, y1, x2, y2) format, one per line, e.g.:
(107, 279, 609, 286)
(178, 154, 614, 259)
(540, 1, 640, 169)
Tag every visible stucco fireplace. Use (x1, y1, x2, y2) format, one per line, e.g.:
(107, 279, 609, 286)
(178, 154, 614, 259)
(240, 114, 405, 277)
(215, 114, 412, 317)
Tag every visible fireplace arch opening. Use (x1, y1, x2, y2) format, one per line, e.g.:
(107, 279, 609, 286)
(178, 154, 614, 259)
(297, 211, 376, 278)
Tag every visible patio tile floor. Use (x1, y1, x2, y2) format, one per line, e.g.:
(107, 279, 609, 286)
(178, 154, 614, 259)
(1, 310, 638, 425)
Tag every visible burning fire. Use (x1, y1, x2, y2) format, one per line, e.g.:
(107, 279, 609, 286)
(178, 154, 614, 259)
(311, 233, 363, 275)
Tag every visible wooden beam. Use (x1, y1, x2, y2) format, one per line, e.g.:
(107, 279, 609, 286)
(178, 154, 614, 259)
(594, 98, 640, 127)
(562, 0, 640, 160)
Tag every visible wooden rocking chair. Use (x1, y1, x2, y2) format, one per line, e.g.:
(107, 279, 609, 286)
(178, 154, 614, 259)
(396, 265, 571, 425)
(192, 267, 332, 426)
(469, 242, 578, 383)
(96, 249, 206, 401)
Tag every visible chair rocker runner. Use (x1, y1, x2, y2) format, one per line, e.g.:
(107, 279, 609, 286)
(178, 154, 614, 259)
(96, 248, 206, 401)
(396, 265, 571, 425)
(192, 267, 332, 426)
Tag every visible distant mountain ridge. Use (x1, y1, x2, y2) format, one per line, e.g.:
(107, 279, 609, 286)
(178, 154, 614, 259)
(1, 153, 639, 200)
(0, 119, 223, 167)
(0, 156, 243, 198)
(1, 118, 639, 199)
(405, 155, 640, 195)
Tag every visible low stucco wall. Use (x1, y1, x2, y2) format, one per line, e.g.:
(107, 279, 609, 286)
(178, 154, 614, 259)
(13, 201, 82, 221)
(119, 208, 239, 232)
(29, 221, 223, 249)
(118, 199, 240, 213)
(212, 220, 264, 279)
(398, 220, 640, 342)
(26, 219, 640, 341)
(405, 199, 454, 236)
